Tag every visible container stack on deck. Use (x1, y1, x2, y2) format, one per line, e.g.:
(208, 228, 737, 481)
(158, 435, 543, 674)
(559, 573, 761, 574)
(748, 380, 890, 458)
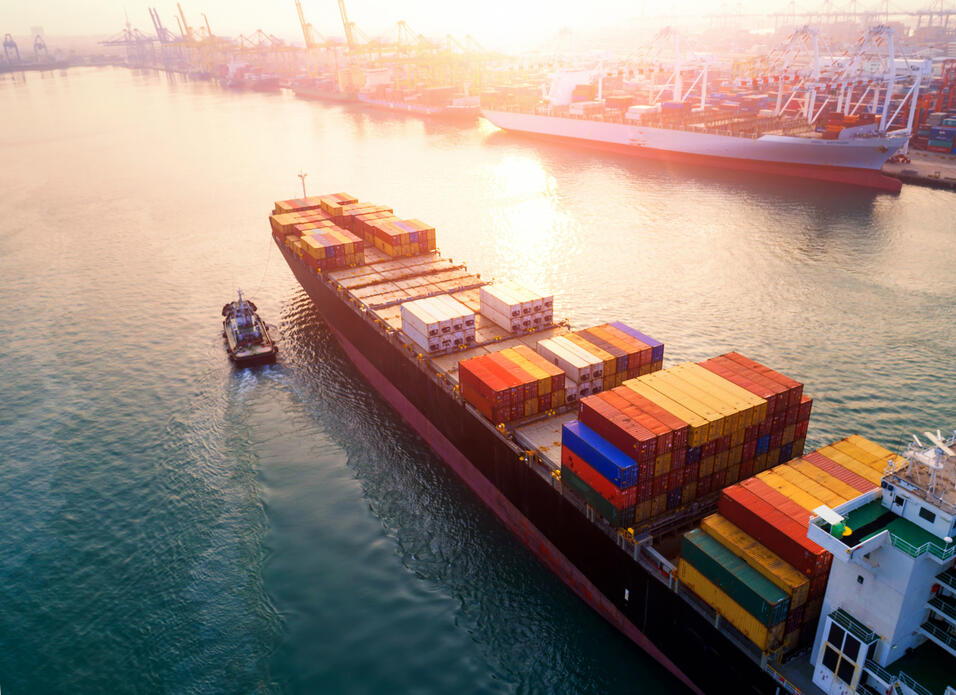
(400, 295, 475, 354)
(458, 346, 566, 423)
(676, 435, 904, 658)
(269, 194, 367, 272)
(479, 281, 554, 334)
(558, 353, 810, 527)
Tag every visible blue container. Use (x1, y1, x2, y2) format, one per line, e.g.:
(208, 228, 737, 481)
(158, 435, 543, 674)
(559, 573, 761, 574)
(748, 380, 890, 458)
(562, 420, 638, 489)
(666, 488, 682, 510)
(929, 126, 956, 140)
(779, 442, 794, 464)
(687, 446, 702, 464)
(756, 435, 771, 455)
(610, 321, 664, 362)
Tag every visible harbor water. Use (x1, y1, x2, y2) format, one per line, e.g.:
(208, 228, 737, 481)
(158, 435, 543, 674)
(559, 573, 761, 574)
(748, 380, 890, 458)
(1, 66, 953, 694)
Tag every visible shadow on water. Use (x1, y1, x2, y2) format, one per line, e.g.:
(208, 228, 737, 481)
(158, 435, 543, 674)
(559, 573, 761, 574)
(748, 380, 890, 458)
(270, 290, 693, 694)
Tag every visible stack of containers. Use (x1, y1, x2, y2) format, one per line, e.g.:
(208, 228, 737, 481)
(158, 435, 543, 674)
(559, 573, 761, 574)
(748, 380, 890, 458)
(458, 346, 566, 423)
(717, 434, 901, 649)
(297, 226, 365, 272)
(273, 195, 327, 215)
(559, 352, 808, 526)
(316, 192, 359, 217)
(927, 125, 956, 153)
(536, 323, 663, 400)
(269, 208, 334, 238)
(697, 352, 811, 480)
(366, 218, 437, 257)
(699, 514, 810, 654)
(479, 281, 554, 334)
(677, 528, 791, 651)
(400, 295, 475, 354)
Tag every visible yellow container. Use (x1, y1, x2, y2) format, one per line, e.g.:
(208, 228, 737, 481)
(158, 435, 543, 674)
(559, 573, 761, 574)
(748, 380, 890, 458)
(639, 371, 723, 441)
(651, 494, 667, 517)
(678, 560, 784, 651)
(814, 445, 882, 485)
(783, 629, 800, 653)
(552, 389, 566, 407)
(651, 370, 728, 437)
(756, 470, 822, 512)
(772, 465, 847, 507)
(726, 463, 741, 485)
(680, 362, 769, 424)
(700, 456, 715, 478)
(701, 514, 809, 609)
(500, 348, 551, 396)
(654, 453, 671, 478)
(715, 449, 730, 471)
(730, 427, 745, 448)
(623, 379, 709, 447)
(785, 461, 859, 503)
(635, 501, 652, 522)
(837, 436, 906, 474)
(669, 363, 754, 432)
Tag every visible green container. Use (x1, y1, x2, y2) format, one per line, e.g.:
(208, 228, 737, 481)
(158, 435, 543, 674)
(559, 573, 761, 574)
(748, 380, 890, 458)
(562, 466, 629, 526)
(681, 528, 790, 626)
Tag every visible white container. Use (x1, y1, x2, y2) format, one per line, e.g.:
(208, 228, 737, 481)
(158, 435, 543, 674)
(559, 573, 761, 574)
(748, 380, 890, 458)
(401, 301, 440, 337)
(536, 337, 591, 383)
(565, 378, 579, 402)
(403, 323, 440, 353)
(551, 335, 604, 379)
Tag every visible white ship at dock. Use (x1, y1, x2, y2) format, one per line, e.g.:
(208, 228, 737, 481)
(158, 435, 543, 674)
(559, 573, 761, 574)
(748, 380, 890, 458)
(482, 26, 925, 192)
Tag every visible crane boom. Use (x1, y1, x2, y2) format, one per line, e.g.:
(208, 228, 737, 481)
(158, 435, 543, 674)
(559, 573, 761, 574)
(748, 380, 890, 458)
(338, 0, 354, 51)
(177, 2, 195, 41)
(294, 0, 318, 49)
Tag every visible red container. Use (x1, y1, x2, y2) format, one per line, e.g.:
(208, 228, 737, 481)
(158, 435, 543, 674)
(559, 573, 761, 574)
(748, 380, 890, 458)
(668, 468, 682, 490)
(653, 474, 668, 496)
(739, 459, 755, 479)
(684, 461, 700, 483)
(562, 448, 637, 509)
(798, 396, 813, 422)
(740, 478, 810, 525)
(786, 605, 806, 633)
(638, 479, 653, 502)
(612, 388, 674, 452)
(719, 485, 829, 578)
(795, 420, 809, 440)
(803, 452, 875, 493)
(579, 395, 656, 462)
(785, 405, 799, 426)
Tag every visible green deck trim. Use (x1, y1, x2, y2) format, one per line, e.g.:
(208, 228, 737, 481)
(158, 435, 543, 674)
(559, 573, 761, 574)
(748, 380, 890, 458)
(837, 500, 955, 560)
(886, 639, 956, 695)
(830, 608, 878, 644)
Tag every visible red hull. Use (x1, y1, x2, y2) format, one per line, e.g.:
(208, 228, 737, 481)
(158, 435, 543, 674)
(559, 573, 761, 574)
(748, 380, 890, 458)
(499, 129, 903, 193)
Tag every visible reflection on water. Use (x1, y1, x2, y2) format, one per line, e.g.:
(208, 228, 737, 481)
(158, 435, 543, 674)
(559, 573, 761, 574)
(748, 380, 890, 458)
(0, 66, 953, 694)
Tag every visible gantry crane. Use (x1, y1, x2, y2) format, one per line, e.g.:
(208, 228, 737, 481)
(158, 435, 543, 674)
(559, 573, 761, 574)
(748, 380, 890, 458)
(3, 33, 20, 64)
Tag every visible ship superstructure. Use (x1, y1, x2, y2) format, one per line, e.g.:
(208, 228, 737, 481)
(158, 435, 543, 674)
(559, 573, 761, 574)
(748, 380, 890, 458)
(806, 431, 956, 695)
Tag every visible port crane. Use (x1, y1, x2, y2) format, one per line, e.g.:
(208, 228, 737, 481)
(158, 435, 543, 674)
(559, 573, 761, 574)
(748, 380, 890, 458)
(3, 33, 20, 64)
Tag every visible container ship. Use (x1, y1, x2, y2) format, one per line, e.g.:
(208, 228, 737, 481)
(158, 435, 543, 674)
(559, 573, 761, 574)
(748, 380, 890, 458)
(270, 192, 955, 695)
(482, 27, 923, 192)
(356, 68, 480, 121)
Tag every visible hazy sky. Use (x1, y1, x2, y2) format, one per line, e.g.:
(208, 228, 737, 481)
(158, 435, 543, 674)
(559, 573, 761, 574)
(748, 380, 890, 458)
(10, 0, 941, 50)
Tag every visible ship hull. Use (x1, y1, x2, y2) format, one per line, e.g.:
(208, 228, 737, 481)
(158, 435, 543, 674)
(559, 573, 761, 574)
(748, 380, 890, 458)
(482, 109, 905, 192)
(276, 239, 783, 695)
(358, 95, 480, 121)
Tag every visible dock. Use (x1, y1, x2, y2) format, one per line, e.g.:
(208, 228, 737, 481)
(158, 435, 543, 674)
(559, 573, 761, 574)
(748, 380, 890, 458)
(883, 151, 956, 191)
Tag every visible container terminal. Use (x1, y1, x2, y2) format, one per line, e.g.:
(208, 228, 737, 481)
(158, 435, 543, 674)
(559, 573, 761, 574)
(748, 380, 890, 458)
(270, 191, 956, 695)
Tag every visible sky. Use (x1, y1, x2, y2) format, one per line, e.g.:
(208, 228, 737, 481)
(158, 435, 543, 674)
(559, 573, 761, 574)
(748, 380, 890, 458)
(7, 0, 946, 50)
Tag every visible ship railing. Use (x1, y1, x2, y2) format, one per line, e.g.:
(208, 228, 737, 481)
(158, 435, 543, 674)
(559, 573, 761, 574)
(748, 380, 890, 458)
(897, 671, 934, 695)
(888, 532, 956, 561)
(762, 664, 804, 695)
(919, 619, 956, 653)
(863, 659, 894, 686)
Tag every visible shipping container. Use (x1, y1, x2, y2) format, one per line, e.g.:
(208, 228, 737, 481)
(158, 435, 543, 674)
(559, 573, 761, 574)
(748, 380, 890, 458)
(562, 420, 640, 488)
(560, 466, 632, 527)
(562, 447, 637, 509)
(681, 529, 791, 626)
(677, 560, 785, 651)
(719, 485, 829, 578)
(701, 514, 809, 609)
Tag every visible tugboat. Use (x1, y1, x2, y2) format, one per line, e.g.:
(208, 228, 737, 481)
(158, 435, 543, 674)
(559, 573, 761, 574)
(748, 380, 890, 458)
(221, 290, 277, 366)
